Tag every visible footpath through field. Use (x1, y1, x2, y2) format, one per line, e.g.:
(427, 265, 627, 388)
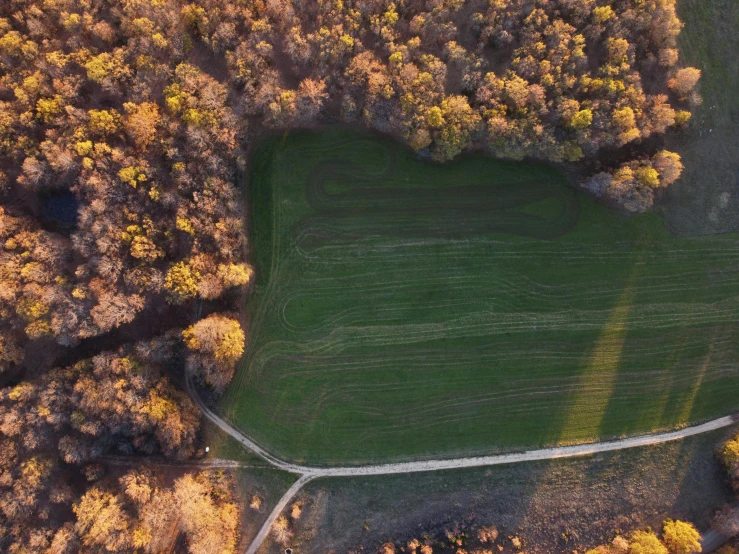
(186, 371, 738, 553)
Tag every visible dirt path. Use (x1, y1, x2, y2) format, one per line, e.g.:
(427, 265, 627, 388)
(244, 474, 315, 554)
(186, 372, 738, 553)
(99, 455, 253, 470)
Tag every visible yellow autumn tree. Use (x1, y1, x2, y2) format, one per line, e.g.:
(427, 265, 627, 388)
(570, 108, 593, 130)
(629, 531, 668, 554)
(662, 520, 701, 554)
(164, 261, 201, 303)
(183, 315, 244, 364)
(123, 102, 161, 149)
(635, 165, 660, 188)
(426, 106, 444, 128)
(88, 109, 122, 136)
(217, 263, 254, 289)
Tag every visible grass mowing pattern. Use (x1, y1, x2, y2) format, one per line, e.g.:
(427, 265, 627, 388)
(221, 130, 739, 465)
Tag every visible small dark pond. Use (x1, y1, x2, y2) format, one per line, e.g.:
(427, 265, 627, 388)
(40, 191, 78, 233)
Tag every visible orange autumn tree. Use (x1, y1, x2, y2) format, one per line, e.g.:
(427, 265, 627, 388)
(183, 314, 246, 392)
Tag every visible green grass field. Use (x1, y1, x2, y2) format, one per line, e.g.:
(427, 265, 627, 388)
(219, 130, 739, 465)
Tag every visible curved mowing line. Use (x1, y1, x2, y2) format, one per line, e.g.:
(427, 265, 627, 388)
(298, 141, 580, 245)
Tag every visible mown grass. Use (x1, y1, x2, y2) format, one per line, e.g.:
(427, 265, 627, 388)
(220, 130, 739, 465)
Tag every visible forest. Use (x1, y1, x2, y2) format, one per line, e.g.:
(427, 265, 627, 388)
(0, 0, 701, 552)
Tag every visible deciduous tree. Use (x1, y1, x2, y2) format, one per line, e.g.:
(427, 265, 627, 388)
(662, 520, 701, 554)
(183, 314, 245, 391)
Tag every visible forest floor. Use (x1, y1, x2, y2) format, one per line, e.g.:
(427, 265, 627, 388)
(219, 129, 739, 466)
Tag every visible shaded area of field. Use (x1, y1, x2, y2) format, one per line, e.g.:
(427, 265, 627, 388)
(221, 130, 739, 465)
(663, 0, 739, 235)
(275, 427, 735, 554)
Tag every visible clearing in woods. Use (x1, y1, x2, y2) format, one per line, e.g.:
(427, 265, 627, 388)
(220, 130, 739, 465)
